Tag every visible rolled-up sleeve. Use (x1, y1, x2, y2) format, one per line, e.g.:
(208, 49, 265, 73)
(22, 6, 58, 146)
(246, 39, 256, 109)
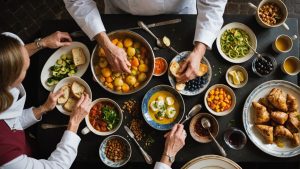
(194, 0, 227, 49)
(1, 131, 81, 169)
(64, 0, 106, 40)
(19, 107, 40, 129)
(154, 162, 172, 169)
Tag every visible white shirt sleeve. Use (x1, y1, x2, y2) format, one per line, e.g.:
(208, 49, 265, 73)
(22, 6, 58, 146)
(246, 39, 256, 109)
(1, 131, 81, 169)
(154, 162, 172, 169)
(194, 0, 227, 49)
(64, 0, 106, 40)
(19, 107, 40, 129)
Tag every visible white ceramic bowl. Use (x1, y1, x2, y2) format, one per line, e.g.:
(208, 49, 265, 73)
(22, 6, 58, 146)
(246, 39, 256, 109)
(81, 98, 123, 136)
(225, 65, 248, 88)
(216, 22, 257, 63)
(53, 76, 92, 115)
(204, 84, 236, 116)
(153, 57, 168, 76)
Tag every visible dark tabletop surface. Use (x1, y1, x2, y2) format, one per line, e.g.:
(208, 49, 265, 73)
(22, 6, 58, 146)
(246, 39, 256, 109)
(23, 15, 299, 169)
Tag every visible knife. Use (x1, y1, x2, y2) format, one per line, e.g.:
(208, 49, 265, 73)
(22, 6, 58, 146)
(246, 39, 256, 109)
(124, 126, 153, 164)
(127, 18, 182, 30)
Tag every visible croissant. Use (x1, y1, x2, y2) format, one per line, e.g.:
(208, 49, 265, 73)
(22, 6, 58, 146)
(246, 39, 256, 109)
(267, 88, 288, 112)
(274, 125, 293, 139)
(270, 111, 288, 125)
(286, 111, 300, 133)
(255, 125, 273, 144)
(287, 94, 298, 112)
(252, 102, 270, 124)
(292, 133, 300, 146)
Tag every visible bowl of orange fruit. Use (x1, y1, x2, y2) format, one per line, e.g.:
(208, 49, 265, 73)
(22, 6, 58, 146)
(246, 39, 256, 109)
(204, 84, 236, 116)
(91, 30, 155, 95)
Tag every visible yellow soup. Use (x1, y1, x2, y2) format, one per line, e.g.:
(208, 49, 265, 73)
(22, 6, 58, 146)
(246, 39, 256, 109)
(148, 91, 179, 124)
(284, 58, 298, 73)
(275, 37, 290, 51)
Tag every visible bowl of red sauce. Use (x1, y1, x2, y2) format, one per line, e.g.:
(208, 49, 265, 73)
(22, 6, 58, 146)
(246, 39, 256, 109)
(154, 57, 168, 76)
(81, 98, 123, 136)
(189, 113, 219, 143)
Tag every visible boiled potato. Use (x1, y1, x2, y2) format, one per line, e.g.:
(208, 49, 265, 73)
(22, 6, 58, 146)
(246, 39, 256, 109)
(138, 64, 148, 72)
(138, 72, 147, 82)
(114, 77, 124, 87)
(101, 67, 112, 78)
(99, 58, 108, 68)
(122, 83, 130, 92)
(126, 75, 137, 86)
(124, 38, 133, 47)
(127, 47, 136, 57)
(117, 41, 123, 48)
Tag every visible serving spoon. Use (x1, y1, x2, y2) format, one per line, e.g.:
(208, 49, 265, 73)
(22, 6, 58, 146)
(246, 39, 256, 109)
(180, 104, 202, 124)
(41, 123, 67, 129)
(201, 117, 227, 157)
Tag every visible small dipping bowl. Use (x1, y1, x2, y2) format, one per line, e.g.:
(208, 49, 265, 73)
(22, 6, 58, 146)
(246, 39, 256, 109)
(226, 65, 248, 88)
(252, 54, 277, 77)
(153, 57, 168, 76)
(224, 127, 247, 150)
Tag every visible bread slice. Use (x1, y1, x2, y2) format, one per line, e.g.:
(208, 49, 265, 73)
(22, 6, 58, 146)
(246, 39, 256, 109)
(72, 47, 86, 66)
(63, 97, 77, 112)
(57, 85, 70, 105)
(71, 81, 85, 99)
(169, 61, 180, 77)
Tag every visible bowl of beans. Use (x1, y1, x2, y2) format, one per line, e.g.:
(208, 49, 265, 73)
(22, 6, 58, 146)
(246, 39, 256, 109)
(204, 84, 236, 116)
(99, 135, 131, 168)
(248, 0, 288, 29)
(189, 113, 219, 143)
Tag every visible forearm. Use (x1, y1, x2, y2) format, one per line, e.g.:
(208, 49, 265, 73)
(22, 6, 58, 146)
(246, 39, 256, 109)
(25, 41, 43, 57)
(67, 120, 80, 133)
(95, 32, 112, 48)
(32, 105, 47, 120)
(193, 42, 207, 56)
(160, 155, 172, 167)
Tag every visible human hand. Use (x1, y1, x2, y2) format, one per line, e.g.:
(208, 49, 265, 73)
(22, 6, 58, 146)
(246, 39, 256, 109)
(68, 93, 91, 133)
(176, 42, 206, 83)
(41, 90, 64, 112)
(41, 31, 72, 49)
(163, 124, 186, 156)
(104, 43, 131, 73)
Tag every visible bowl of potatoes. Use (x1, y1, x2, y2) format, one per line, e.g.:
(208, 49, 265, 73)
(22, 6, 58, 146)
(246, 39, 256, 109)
(91, 30, 155, 95)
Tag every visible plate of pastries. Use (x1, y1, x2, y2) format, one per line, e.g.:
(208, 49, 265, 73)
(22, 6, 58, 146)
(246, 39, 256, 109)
(243, 80, 300, 157)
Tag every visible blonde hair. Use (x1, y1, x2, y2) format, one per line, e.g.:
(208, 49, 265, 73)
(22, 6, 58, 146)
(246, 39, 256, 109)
(0, 35, 23, 113)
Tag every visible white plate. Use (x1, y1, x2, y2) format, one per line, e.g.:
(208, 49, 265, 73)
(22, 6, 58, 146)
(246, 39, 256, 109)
(216, 22, 257, 63)
(53, 76, 92, 116)
(40, 42, 90, 91)
(243, 80, 300, 157)
(181, 155, 241, 169)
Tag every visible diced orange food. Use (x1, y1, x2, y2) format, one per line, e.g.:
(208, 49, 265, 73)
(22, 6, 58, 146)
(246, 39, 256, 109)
(207, 87, 232, 112)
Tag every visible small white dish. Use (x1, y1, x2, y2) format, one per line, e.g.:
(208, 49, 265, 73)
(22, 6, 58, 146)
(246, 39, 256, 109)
(204, 84, 236, 116)
(153, 57, 168, 76)
(226, 65, 248, 88)
(40, 41, 90, 91)
(53, 76, 92, 116)
(216, 22, 257, 63)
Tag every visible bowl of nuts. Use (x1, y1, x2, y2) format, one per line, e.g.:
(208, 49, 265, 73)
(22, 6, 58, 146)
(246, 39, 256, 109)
(248, 0, 289, 30)
(99, 135, 131, 168)
(204, 84, 236, 116)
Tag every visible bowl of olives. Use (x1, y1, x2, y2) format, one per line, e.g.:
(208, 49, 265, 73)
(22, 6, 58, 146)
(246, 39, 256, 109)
(91, 30, 155, 95)
(252, 54, 277, 77)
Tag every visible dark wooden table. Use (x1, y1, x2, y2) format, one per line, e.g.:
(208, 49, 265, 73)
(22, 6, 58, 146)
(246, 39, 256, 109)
(23, 15, 299, 169)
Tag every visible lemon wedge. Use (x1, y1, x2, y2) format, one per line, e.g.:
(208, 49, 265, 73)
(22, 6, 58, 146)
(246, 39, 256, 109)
(229, 70, 240, 85)
(237, 71, 245, 82)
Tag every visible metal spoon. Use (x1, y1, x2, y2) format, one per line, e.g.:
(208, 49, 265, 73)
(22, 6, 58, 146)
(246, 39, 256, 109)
(180, 104, 202, 124)
(137, 21, 179, 55)
(244, 41, 267, 62)
(41, 123, 68, 129)
(201, 117, 227, 157)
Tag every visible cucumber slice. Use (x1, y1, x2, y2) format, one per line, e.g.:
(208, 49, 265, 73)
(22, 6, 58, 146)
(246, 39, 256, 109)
(56, 59, 63, 65)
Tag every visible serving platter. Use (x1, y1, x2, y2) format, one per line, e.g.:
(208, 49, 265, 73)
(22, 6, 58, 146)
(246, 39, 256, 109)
(243, 80, 300, 157)
(181, 155, 241, 169)
(40, 42, 90, 91)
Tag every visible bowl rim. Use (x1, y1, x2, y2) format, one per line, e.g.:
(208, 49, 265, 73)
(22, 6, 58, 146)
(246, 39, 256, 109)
(204, 84, 236, 116)
(216, 22, 257, 63)
(99, 134, 132, 168)
(90, 30, 155, 95)
(85, 98, 123, 136)
(153, 57, 168, 76)
(225, 65, 248, 88)
(141, 84, 185, 130)
(189, 113, 219, 143)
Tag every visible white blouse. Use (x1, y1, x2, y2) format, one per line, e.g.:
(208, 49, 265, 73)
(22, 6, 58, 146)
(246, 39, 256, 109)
(64, 0, 227, 49)
(0, 85, 81, 169)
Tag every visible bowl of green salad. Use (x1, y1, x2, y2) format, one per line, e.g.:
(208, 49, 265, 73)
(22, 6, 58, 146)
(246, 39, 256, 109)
(216, 22, 257, 63)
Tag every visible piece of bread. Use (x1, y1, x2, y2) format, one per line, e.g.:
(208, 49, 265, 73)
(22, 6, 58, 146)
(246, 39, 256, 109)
(72, 47, 86, 66)
(57, 85, 70, 105)
(175, 83, 186, 91)
(169, 61, 180, 77)
(71, 81, 85, 99)
(198, 63, 208, 76)
(63, 97, 77, 112)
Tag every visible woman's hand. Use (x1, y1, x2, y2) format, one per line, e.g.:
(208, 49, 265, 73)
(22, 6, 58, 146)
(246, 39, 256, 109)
(41, 31, 72, 49)
(160, 124, 187, 166)
(176, 42, 206, 83)
(67, 93, 91, 133)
